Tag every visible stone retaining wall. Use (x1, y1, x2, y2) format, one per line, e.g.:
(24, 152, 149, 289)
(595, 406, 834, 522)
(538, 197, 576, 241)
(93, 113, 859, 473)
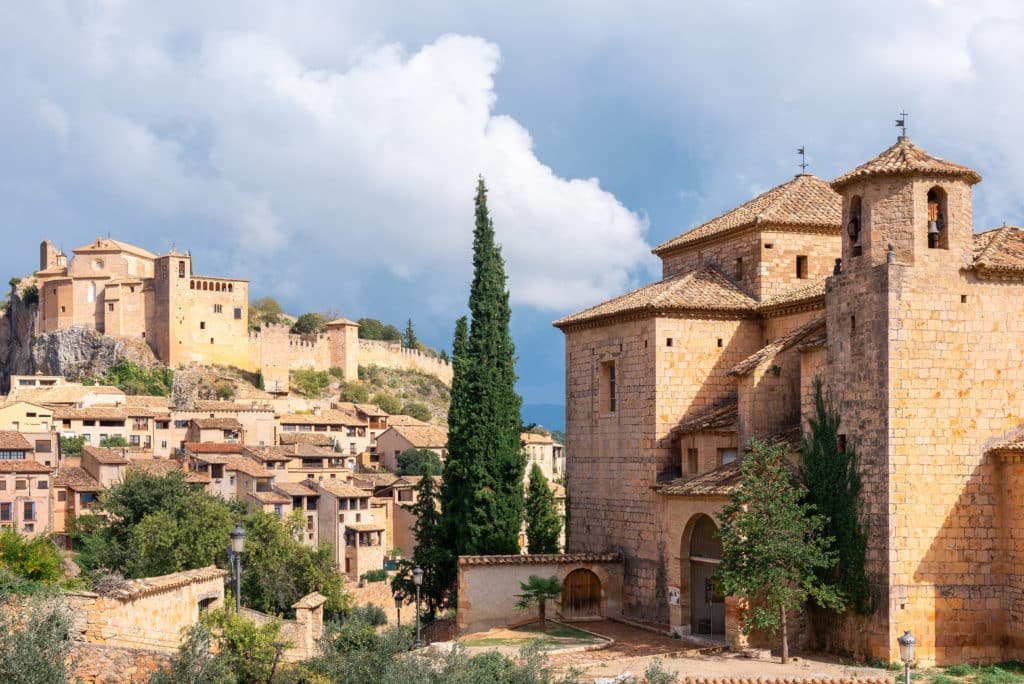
(70, 643, 172, 684)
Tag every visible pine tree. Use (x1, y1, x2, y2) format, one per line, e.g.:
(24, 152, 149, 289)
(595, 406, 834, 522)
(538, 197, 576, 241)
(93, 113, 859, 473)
(715, 438, 844, 663)
(800, 377, 871, 613)
(524, 463, 562, 553)
(403, 318, 419, 349)
(442, 177, 525, 559)
(390, 475, 452, 617)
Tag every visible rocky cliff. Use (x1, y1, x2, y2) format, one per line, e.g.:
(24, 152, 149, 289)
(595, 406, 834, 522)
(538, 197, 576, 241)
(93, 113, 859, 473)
(0, 288, 161, 393)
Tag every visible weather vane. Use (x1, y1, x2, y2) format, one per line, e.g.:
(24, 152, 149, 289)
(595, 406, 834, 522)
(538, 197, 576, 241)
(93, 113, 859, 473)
(896, 110, 909, 137)
(796, 147, 808, 173)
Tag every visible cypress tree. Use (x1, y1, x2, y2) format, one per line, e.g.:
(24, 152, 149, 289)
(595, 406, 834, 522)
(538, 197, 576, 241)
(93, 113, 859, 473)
(524, 463, 562, 553)
(442, 177, 525, 558)
(403, 318, 418, 349)
(800, 377, 871, 613)
(391, 475, 452, 618)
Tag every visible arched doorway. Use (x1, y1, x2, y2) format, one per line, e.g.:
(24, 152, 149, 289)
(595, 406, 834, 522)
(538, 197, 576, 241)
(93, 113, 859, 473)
(689, 514, 725, 639)
(561, 568, 602, 620)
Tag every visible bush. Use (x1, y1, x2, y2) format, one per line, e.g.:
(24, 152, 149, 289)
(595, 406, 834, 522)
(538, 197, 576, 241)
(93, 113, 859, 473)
(216, 382, 235, 400)
(292, 370, 330, 398)
(20, 284, 38, 307)
(371, 393, 402, 415)
(0, 530, 62, 584)
(396, 448, 443, 476)
(99, 435, 129, 448)
(359, 569, 388, 584)
(60, 435, 86, 457)
(8, 277, 21, 289)
(103, 360, 174, 397)
(401, 402, 432, 422)
(344, 603, 387, 626)
(0, 597, 75, 683)
(291, 312, 326, 336)
(340, 381, 369, 403)
(329, 366, 345, 379)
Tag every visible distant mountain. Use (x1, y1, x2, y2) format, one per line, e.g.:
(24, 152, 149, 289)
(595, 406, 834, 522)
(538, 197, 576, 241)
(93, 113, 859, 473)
(521, 403, 565, 432)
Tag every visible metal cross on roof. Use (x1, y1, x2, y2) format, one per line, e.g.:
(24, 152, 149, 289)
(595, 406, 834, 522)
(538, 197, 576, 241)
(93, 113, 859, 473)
(796, 147, 808, 173)
(895, 110, 909, 137)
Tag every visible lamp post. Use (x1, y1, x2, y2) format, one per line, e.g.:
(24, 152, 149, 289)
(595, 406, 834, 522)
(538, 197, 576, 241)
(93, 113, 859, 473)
(413, 565, 424, 647)
(897, 629, 916, 684)
(228, 523, 246, 612)
(394, 591, 403, 629)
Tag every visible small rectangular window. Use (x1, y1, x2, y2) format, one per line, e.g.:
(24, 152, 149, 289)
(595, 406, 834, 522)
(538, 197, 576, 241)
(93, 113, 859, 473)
(601, 361, 617, 413)
(838, 434, 848, 453)
(961, 295, 968, 304)
(200, 321, 206, 330)
(735, 257, 743, 280)
(687, 448, 698, 474)
(58, 490, 67, 502)
(666, 338, 673, 347)
(234, 307, 242, 320)
(850, 316, 856, 333)
(37, 480, 48, 490)
(796, 255, 808, 279)
(214, 304, 223, 314)
(210, 338, 215, 345)
(15, 480, 26, 491)
(764, 243, 774, 249)
(716, 338, 723, 348)
(718, 448, 737, 466)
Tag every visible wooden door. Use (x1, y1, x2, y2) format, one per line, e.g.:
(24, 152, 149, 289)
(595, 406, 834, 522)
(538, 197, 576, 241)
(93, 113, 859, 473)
(562, 569, 601, 620)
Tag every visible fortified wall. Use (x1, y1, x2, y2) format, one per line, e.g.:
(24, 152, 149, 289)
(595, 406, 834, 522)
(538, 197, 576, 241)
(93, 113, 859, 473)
(358, 339, 454, 384)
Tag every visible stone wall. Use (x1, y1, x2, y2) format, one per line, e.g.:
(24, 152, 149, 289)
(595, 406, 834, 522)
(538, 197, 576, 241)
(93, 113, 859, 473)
(239, 592, 326, 663)
(457, 554, 623, 635)
(70, 643, 172, 684)
(358, 339, 453, 384)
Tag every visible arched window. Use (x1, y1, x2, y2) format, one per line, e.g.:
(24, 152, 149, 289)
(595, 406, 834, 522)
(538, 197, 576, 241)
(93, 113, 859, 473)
(227, 284, 233, 293)
(215, 282, 221, 292)
(190, 280, 195, 290)
(847, 196, 863, 257)
(927, 187, 948, 250)
(178, 261, 186, 278)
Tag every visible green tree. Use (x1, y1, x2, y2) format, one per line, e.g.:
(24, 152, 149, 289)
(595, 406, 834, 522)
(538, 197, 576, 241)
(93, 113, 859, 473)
(714, 439, 844, 663)
(291, 312, 326, 335)
(396, 448, 443, 476)
(0, 530, 62, 583)
(99, 435, 129, 448)
(60, 435, 86, 457)
(199, 608, 288, 683)
(249, 296, 285, 330)
(341, 381, 370, 403)
(20, 284, 38, 307)
(800, 377, 871, 614)
(291, 369, 330, 398)
(514, 575, 563, 631)
(442, 177, 525, 560)
(371, 392, 402, 415)
(391, 475, 452, 618)
(357, 317, 384, 340)
(148, 622, 233, 684)
(401, 401, 432, 422)
(0, 597, 75, 683)
(524, 464, 562, 554)
(403, 318, 419, 349)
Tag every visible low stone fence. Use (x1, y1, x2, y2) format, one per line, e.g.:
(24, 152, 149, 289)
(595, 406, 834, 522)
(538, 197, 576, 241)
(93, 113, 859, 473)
(647, 680, 892, 684)
(70, 643, 172, 684)
(239, 591, 327, 662)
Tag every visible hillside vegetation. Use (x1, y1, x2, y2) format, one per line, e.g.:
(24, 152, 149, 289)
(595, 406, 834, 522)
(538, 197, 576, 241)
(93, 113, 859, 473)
(289, 364, 451, 423)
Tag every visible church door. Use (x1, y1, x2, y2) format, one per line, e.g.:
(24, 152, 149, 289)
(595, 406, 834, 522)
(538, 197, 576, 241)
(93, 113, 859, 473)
(561, 569, 602, 620)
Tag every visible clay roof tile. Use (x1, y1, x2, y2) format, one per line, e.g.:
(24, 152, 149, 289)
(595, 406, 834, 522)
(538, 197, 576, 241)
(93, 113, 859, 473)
(831, 137, 981, 190)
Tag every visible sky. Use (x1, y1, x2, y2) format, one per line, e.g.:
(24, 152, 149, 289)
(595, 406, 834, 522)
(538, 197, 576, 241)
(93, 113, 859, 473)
(2, 1, 1024, 415)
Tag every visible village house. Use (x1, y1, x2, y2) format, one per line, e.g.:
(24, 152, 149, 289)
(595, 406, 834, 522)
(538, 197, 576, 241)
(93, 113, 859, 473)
(278, 408, 370, 457)
(556, 134, 1024, 665)
(0, 432, 51, 536)
(169, 400, 276, 452)
(184, 417, 244, 445)
(274, 480, 320, 546)
(520, 432, 565, 483)
(54, 405, 129, 449)
(313, 479, 386, 579)
(375, 420, 448, 472)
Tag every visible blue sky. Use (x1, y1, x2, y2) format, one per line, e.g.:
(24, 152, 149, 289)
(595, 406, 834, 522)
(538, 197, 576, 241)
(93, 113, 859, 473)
(2, 2, 1023, 414)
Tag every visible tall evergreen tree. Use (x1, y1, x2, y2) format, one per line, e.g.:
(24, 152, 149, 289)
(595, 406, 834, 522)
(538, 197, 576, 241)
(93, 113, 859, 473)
(391, 475, 452, 617)
(442, 177, 525, 560)
(524, 463, 562, 553)
(403, 318, 419, 349)
(800, 377, 871, 613)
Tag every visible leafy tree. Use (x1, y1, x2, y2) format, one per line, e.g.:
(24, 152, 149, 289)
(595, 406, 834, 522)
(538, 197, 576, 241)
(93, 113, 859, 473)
(0, 597, 75, 683)
(199, 608, 288, 684)
(401, 401, 432, 423)
(524, 464, 562, 554)
(442, 177, 525, 560)
(20, 284, 38, 307)
(291, 369, 330, 398)
(800, 378, 871, 614)
(0, 530, 62, 583)
(291, 312, 326, 335)
(60, 435, 86, 457)
(249, 296, 285, 330)
(391, 475, 452, 618)
(340, 381, 370, 403)
(514, 575, 563, 631)
(357, 318, 402, 342)
(103, 359, 174, 397)
(714, 439, 844, 663)
(396, 448, 443, 476)
(215, 382, 235, 400)
(403, 318, 419, 349)
(371, 392, 402, 415)
(438, 349, 450, 363)
(99, 435, 129, 448)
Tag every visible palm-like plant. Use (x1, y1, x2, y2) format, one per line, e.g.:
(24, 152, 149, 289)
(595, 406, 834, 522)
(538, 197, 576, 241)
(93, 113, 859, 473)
(514, 575, 563, 631)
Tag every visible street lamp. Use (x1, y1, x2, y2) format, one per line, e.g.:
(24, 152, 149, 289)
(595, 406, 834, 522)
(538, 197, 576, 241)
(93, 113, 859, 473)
(228, 523, 246, 611)
(413, 565, 424, 647)
(394, 591, 403, 629)
(897, 629, 916, 684)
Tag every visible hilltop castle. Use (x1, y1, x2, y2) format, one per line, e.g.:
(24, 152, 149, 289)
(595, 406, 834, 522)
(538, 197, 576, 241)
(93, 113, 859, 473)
(557, 135, 1024, 665)
(34, 238, 451, 388)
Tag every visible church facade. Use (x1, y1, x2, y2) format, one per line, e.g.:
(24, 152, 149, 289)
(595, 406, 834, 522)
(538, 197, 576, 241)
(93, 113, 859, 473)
(556, 135, 1024, 665)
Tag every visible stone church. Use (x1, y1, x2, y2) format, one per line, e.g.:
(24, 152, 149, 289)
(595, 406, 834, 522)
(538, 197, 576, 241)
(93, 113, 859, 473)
(556, 135, 1024, 665)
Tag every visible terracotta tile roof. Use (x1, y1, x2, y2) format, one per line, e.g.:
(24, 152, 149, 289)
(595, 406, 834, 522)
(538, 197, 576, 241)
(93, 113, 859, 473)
(125, 396, 171, 410)
(355, 472, 400, 488)
(386, 415, 430, 427)
(670, 400, 738, 438)
(128, 458, 208, 484)
(191, 417, 242, 430)
(332, 401, 389, 418)
(280, 410, 364, 427)
(973, 228, 1001, 260)
(317, 480, 369, 498)
(658, 461, 743, 496)
(292, 592, 327, 610)
(798, 330, 828, 351)
(758, 280, 827, 312)
(51, 406, 128, 421)
(729, 316, 826, 376)
(82, 445, 130, 465)
(459, 552, 622, 566)
(224, 456, 273, 478)
(653, 174, 841, 255)
(0, 460, 52, 474)
(242, 446, 293, 463)
(105, 566, 228, 600)
(554, 265, 757, 329)
(521, 432, 554, 445)
(973, 225, 1024, 274)
(251, 490, 291, 505)
(346, 521, 386, 532)
(0, 431, 32, 451)
(73, 237, 157, 260)
(184, 442, 245, 455)
(192, 400, 273, 412)
(53, 466, 102, 491)
(191, 453, 233, 465)
(17, 385, 123, 405)
(274, 481, 318, 497)
(387, 424, 448, 449)
(831, 137, 982, 190)
(278, 433, 334, 447)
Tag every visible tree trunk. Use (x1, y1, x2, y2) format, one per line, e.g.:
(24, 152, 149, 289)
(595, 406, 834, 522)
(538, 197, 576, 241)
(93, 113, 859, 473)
(539, 599, 546, 631)
(780, 604, 788, 664)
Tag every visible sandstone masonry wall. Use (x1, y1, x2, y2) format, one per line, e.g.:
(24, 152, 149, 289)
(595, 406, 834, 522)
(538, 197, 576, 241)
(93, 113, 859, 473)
(358, 339, 453, 384)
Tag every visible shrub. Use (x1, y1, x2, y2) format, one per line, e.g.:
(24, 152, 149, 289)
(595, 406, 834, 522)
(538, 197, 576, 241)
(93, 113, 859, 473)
(216, 382, 235, 400)
(292, 370, 330, 398)
(329, 366, 345, 379)
(401, 402, 432, 422)
(103, 360, 174, 397)
(371, 393, 402, 415)
(60, 435, 86, 457)
(99, 435, 129, 448)
(340, 382, 369, 403)
(359, 569, 388, 584)
(344, 603, 387, 626)
(0, 597, 75, 682)
(8, 277, 20, 289)
(20, 285, 38, 307)
(0, 530, 62, 583)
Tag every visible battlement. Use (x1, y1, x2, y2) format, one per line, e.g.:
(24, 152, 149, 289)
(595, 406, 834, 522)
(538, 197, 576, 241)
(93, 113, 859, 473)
(357, 339, 453, 383)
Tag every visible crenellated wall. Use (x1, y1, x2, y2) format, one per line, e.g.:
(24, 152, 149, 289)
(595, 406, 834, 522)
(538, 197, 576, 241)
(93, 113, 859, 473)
(357, 339, 453, 383)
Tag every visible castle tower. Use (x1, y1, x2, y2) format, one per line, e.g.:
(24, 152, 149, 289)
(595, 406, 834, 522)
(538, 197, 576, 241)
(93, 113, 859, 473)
(326, 319, 359, 381)
(152, 252, 193, 366)
(39, 240, 64, 271)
